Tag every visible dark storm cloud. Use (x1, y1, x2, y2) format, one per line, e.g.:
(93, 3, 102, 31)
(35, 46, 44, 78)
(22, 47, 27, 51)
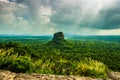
(99, 5, 120, 29)
(49, 0, 120, 30)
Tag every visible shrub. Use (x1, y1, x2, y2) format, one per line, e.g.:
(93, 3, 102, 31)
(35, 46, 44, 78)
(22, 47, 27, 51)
(0, 48, 17, 69)
(10, 56, 33, 73)
(76, 58, 108, 78)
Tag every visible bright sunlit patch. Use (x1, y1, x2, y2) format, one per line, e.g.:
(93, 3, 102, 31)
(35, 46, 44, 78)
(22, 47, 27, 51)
(0, 0, 9, 2)
(97, 29, 120, 35)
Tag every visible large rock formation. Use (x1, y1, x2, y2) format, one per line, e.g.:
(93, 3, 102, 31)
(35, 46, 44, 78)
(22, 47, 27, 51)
(46, 32, 73, 49)
(46, 32, 66, 49)
(52, 32, 65, 41)
(50, 32, 66, 47)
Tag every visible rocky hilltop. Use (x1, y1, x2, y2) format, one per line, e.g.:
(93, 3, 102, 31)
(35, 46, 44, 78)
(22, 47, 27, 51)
(47, 32, 73, 49)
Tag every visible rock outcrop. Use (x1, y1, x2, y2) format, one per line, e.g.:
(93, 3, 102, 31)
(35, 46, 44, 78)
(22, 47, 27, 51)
(0, 70, 104, 80)
(46, 32, 73, 49)
(47, 32, 66, 48)
(52, 32, 65, 42)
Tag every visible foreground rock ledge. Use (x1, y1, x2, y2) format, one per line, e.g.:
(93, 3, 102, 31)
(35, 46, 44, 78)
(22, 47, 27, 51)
(0, 70, 103, 80)
(0, 70, 120, 80)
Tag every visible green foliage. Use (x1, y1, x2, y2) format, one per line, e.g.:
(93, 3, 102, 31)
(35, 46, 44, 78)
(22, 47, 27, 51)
(0, 49, 33, 73)
(0, 48, 17, 69)
(0, 37, 120, 78)
(76, 58, 108, 78)
(0, 48, 108, 78)
(10, 56, 33, 73)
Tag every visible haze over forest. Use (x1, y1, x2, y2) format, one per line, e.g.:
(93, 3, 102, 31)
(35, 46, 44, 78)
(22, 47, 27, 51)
(0, 0, 120, 35)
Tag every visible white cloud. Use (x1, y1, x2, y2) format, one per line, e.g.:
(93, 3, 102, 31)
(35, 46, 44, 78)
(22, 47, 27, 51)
(38, 6, 52, 22)
(0, 1, 31, 34)
(97, 29, 120, 35)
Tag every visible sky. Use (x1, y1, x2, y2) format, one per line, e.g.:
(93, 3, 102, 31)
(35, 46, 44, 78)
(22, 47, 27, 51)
(0, 0, 120, 35)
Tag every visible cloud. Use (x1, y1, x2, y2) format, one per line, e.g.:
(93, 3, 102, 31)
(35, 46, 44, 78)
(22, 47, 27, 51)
(15, 0, 57, 35)
(0, 0, 31, 34)
(50, 0, 120, 30)
(0, 0, 120, 35)
(97, 29, 120, 35)
(0, 0, 56, 35)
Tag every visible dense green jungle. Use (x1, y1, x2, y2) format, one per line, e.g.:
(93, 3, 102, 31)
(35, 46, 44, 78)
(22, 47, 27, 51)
(0, 33, 120, 78)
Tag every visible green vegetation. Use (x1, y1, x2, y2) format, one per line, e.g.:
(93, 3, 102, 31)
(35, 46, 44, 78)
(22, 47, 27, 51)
(0, 48, 108, 78)
(0, 36, 120, 78)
